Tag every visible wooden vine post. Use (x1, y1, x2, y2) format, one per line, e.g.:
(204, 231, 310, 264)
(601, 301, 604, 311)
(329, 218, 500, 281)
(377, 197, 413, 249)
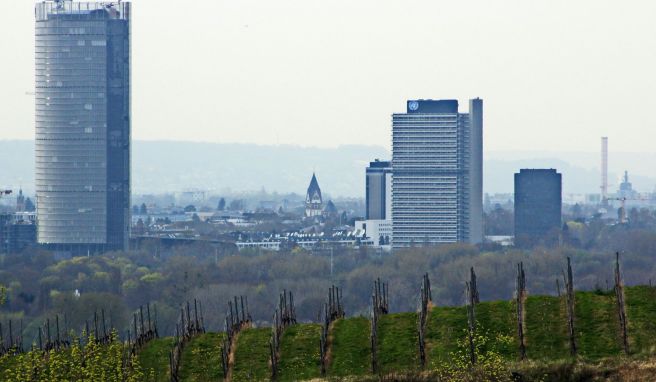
(221, 295, 252, 379)
(465, 281, 477, 366)
(563, 257, 577, 356)
(470, 267, 480, 304)
(370, 278, 389, 374)
(464, 267, 481, 365)
(320, 285, 345, 375)
(170, 299, 205, 382)
(127, 303, 159, 357)
(417, 273, 432, 368)
(270, 290, 297, 379)
(614, 252, 629, 355)
(37, 314, 71, 353)
(516, 262, 527, 360)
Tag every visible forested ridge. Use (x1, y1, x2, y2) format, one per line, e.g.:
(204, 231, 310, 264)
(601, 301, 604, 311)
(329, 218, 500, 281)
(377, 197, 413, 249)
(2, 237, 656, 342)
(2, 231, 656, 380)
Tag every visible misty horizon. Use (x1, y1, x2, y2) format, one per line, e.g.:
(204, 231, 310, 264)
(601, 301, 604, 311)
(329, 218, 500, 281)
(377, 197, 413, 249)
(2, 139, 655, 198)
(1, 0, 655, 153)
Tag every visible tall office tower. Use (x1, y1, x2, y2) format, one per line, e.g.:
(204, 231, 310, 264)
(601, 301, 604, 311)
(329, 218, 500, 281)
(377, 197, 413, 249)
(514, 169, 562, 247)
(35, 1, 131, 254)
(391, 99, 483, 248)
(366, 160, 392, 220)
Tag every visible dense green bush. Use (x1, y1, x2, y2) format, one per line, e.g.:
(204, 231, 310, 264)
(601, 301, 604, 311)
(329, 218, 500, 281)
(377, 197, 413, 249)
(0, 332, 147, 382)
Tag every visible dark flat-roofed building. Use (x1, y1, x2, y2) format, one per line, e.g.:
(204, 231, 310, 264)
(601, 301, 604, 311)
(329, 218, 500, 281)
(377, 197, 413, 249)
(514, 169, 562, 247)
(366, 159, 392, 220)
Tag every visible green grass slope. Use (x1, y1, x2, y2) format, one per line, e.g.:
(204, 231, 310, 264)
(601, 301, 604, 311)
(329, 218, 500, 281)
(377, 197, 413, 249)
(524, 295, 569, 360)
(178, 332, 226, 381)
(4, 286, 656, 381)
(377, 312, 420, 374)
(574, 290, 622, 359)
(328, 316, 371, 377)
(232, 327, 271, 382)
(475, 300, 518, 359)
(138, 337, 175, 382)
(625, 285, 656, 356)
(276, 323, 322, 382)
(425, 305, 468, 368)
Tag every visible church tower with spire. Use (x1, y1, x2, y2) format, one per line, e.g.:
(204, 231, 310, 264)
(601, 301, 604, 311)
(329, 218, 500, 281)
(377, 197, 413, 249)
(305, 173, 323, 217)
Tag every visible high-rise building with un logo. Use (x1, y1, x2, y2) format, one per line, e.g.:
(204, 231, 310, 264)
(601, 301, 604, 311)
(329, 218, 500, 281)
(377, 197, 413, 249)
(391, 99, 483, 248)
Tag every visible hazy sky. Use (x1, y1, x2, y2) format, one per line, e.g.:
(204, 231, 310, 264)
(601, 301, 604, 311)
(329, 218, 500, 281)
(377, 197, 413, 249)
(1, 0, 655, 153)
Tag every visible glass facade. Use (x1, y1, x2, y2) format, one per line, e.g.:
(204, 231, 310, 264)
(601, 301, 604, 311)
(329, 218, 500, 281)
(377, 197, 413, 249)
(514, 169, 562, 247)
(391, 99, 483, 248)
(35, 2, 131, 253)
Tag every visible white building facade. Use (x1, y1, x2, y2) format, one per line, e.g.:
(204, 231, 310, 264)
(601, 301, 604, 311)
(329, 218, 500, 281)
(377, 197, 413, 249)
(355, 219, 392, 250)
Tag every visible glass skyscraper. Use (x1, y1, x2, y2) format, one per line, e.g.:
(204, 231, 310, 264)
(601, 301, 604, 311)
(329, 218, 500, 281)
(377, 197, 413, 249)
(391, 99, 483, 248)
(35, 1, 131, 253)
(514, 169, 562, 247)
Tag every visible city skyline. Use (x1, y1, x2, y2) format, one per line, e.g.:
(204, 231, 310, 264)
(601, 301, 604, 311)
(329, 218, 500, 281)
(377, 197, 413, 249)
(1, 0, 655, 153)
(1, 2, 655, 379)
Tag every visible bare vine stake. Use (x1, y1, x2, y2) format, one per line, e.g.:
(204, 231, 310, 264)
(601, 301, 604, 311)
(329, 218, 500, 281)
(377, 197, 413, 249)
(564, 257, 577, 356)
(320, 285, 345, 375)
(8, 321, 13, 353)
(221, 295, 252, 379)
(170, 300, 206, 382)
(418, 273, 432, 368)
(370, 294, 378, 374)
(470, 267, 480, 304)
(614, 252, 629, 354)
(516, 262, 527, 360)
(370, 278, 389, 374)
(466, 282, 477, 365)
(270, 290, 297, 379)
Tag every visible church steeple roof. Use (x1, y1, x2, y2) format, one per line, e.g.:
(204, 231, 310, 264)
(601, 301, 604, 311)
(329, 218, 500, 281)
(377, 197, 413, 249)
(306, 173, 322, 202)
(323, 200, 337, 214)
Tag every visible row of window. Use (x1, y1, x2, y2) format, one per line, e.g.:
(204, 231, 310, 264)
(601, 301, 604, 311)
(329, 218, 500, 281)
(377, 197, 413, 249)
(37, 81, 110, 88)
(36, 54, 107, 61)
(37, 70, 108, 77)
(36, 38, 107, 45)
(36, 23, 108, 30)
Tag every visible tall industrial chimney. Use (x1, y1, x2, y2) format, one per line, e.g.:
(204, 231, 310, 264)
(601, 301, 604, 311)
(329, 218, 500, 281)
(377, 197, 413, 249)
(601, 137, 608, 204)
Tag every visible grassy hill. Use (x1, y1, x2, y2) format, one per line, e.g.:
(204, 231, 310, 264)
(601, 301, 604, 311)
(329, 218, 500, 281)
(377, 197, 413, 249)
(139, 337, 175, 382)
(327, 317, 371, 377)
(178, 332, 226, 381)
(186, 286, 656, 379)
(231, 327, 271, 382)
(3, 286, 656, 381)
(276, 324, 322, 381)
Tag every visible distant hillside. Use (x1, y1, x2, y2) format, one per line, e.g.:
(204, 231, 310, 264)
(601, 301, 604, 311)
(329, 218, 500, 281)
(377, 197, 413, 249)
(1, 140, 654, 197)
(0, 140, 388, 197)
